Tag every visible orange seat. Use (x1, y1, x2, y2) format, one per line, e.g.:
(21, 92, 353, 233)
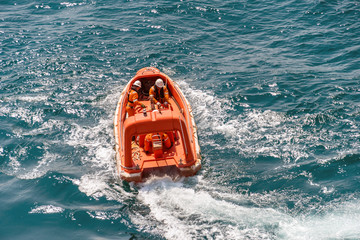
(144, 132, 173, 158)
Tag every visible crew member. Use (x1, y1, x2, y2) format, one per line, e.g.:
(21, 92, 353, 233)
(126, 80, 146, 117)
(149, 78, 170, 108)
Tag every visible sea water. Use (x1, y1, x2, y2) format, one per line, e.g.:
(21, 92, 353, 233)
(1, 0, 359, 239)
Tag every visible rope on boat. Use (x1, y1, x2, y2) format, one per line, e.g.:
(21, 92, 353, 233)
(132, 143, 141, 162)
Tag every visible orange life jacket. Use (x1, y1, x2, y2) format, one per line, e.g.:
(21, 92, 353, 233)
(127, 88, 139, 108)
(149, 86, 169, 103)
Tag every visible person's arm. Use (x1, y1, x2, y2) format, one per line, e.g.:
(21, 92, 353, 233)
(131, 92, 145, 108)
(164, 86, 170, 103)
(149, 87, 159, 104)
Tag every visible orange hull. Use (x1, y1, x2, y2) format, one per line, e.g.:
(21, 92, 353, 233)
(114, 67, 201, 182)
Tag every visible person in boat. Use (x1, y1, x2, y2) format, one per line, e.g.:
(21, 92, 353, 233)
(126, 80, 146, 117)
(144, 132, 173, 154)
(149, 78, 170, 109)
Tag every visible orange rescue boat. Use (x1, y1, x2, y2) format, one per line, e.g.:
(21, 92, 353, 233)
(114, 67, 202, 182)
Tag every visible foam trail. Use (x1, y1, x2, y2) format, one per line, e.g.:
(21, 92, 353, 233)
(133, 177, 294, 239)
(280, 199, 360, 239)
(132, 176, 360, 240)
(29, 205, 65, 214)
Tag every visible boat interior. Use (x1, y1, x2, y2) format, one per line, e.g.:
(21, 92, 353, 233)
(125, 76, 187, 170)
(130, 130, 185, 169)
(135, 76, 172, 101)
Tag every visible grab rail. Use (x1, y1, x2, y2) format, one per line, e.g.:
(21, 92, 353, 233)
(179, 116, 188, 156)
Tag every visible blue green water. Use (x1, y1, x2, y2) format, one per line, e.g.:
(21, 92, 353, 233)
(1, 0, 360, 239)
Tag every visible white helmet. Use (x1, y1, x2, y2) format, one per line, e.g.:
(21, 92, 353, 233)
(155, 78, 164, 88)
(133, 80, 141, 88)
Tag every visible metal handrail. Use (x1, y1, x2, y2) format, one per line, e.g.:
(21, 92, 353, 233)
(179, 116, 188, 156)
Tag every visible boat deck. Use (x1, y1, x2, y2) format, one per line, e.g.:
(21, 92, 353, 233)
(127, 98, 186, 170)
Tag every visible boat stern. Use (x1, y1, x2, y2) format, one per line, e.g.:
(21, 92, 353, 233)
(120, 170, 142, 182)
(178, 158, 202, 177)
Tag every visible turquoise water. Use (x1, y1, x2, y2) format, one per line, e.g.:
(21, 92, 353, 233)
(1, 0, 360, 239)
